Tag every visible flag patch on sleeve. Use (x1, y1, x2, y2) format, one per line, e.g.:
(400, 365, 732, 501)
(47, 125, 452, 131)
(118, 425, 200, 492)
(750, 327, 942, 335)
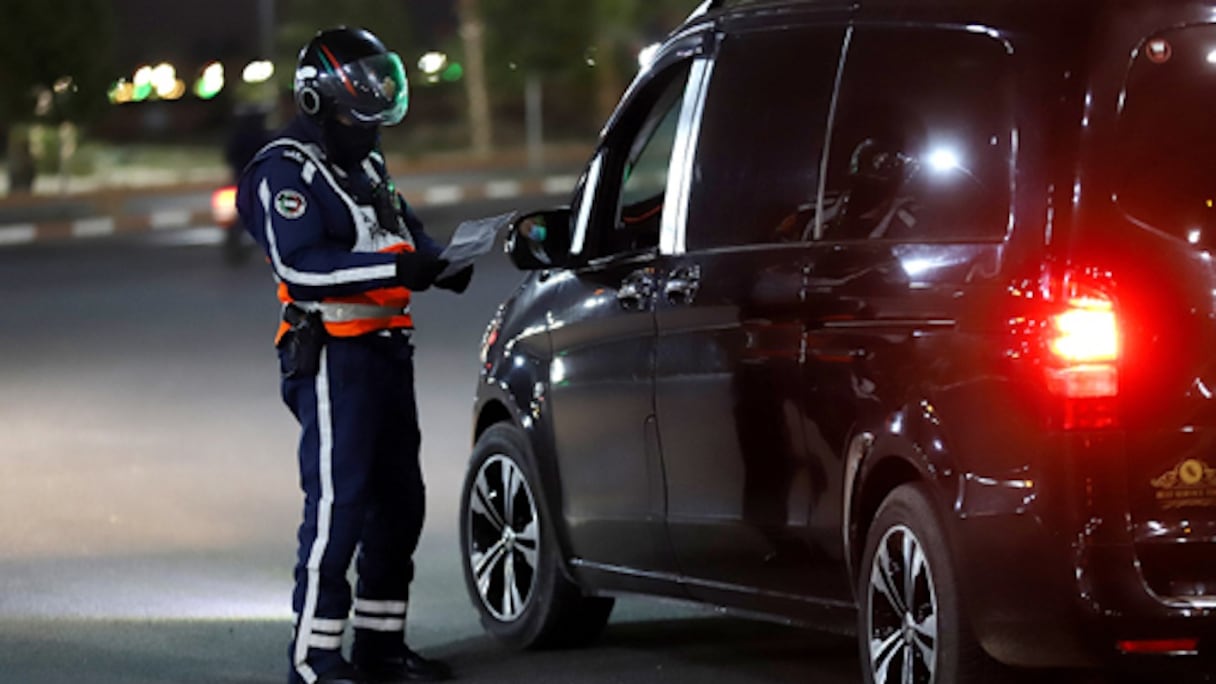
(275, 190, 307, 219)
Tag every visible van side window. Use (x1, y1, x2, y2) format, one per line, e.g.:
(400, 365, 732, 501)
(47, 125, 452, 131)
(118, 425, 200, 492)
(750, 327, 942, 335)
(685, 27, 845, 250)
(1116, 27, 1216, 248)
(820, 28, 1015, 242)
(614, 78, 686, 251)
(584, 64, 692, 260)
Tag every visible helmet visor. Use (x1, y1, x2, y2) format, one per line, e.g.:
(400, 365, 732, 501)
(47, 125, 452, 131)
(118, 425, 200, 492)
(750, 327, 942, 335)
(336, 51, 410, 126)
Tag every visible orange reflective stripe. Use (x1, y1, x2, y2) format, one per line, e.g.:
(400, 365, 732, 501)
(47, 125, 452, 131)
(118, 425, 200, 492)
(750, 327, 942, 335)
(275, 319, 292, 346)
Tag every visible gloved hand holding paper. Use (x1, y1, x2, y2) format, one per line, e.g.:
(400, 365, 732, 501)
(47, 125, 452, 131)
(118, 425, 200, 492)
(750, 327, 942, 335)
(438, 211, 517, 280)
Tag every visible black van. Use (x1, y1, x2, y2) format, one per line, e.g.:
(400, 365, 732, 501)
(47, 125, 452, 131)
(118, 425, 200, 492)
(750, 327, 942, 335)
(458, 1, 1216, 681)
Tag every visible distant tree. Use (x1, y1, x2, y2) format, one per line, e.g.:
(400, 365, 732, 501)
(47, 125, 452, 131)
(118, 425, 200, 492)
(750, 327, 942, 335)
(0, 0, 114, 125)
(478, 0, 697, 137)
(276, 0, 419, 68)
(457, 0, 493, 157)
(0, 0, 115, 191)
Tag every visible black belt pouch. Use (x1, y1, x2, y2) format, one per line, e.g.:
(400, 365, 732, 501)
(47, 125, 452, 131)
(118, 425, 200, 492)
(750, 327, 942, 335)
(279, 305, 327, 378)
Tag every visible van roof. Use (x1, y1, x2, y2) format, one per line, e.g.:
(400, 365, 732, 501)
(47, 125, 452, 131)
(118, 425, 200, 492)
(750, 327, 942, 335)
(680, 0, 1213, 50)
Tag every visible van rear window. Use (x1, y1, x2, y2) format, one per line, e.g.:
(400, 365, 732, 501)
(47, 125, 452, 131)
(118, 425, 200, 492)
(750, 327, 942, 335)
(1117, 27, 1216, 247)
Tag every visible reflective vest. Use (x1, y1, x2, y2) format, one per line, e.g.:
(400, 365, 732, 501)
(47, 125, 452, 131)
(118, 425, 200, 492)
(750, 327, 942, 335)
(241, 136, 422, 342)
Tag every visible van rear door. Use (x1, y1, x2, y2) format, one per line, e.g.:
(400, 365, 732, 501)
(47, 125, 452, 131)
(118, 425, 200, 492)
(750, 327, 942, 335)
(1100, 21, 1216, 603)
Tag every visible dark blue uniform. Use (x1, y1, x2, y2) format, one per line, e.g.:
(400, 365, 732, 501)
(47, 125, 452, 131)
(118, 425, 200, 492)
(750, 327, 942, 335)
(237, 115, 441, 684)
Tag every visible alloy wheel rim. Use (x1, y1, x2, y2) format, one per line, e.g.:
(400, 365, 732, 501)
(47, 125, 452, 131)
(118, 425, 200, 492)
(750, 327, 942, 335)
(866, 524, 939, 684)
(467, 454, 540, 622)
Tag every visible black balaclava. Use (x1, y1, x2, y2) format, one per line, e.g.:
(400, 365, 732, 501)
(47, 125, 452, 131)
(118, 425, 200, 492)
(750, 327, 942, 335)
(322, 117, 380, 169)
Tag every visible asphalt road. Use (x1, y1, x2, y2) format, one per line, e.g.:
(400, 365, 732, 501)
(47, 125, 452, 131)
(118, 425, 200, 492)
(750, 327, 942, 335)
(0, 196, 866, 684)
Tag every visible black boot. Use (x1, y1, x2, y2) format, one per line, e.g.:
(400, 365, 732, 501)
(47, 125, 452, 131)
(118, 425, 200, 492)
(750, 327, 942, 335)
(313, 660, 374, 683)
(353, 644, 453, 682)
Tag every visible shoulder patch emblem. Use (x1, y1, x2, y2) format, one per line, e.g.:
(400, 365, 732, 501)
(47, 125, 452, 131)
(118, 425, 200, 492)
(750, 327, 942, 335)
(275, 189, 307, 219)
(281, 148, 306, 164)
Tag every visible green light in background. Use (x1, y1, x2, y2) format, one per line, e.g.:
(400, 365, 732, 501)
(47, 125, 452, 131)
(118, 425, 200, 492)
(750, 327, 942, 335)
(194, 62, 225, 100)
(441, 62, 464, 83)
(132, 83, 153, 102)
(195, 80, 220, 99)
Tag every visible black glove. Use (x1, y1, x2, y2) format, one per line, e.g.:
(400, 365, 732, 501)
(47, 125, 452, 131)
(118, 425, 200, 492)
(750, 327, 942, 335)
(395, 251, 447, 292)
(435, 264, 474, 294)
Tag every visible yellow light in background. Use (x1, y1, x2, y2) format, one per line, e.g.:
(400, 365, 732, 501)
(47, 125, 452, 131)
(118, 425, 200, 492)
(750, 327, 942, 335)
(241, 60, 275, 84)
(108, 80, 135, 104)
(163, 79, 187, 101)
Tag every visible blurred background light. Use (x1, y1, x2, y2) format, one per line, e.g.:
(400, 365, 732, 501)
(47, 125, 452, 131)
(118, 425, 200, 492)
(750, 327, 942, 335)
(419, 51, 450, 85)
(151, 62, 178, 99)
(441, 62, 464, 83)
(132, 81, 152, 102)
(132, 65, 153, 88)
(418, 51, 449, 76)
(108, 80, 134, 105)
(241, 60, 274, 84)
(194, 61, 225, 100)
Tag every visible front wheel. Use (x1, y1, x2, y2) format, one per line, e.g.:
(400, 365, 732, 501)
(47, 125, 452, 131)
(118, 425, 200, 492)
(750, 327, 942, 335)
(459, 422, 613, 649)
(859, 483, 1007, 684)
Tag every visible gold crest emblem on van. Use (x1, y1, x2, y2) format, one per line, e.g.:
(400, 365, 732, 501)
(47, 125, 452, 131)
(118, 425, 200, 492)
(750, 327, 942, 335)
(1151, 458, 1216, 509)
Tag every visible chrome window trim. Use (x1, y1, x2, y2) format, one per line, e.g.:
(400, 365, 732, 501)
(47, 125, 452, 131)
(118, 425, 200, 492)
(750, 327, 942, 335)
(571, 152, 603, 256)
(661, 56, 715, 256)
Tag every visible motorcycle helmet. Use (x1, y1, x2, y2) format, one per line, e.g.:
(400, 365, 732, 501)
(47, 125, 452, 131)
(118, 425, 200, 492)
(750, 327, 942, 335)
(294, 27, 409, 128)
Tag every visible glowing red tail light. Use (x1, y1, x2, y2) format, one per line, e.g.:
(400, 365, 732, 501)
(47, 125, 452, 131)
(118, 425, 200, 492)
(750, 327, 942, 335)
(1116, 638, 1199, 655)
(211, 185, 238, 225)
(1046, 295, 1119, 399)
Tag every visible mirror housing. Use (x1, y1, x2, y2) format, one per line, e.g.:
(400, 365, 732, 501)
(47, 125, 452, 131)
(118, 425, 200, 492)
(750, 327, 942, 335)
(506, 208, 575, 270)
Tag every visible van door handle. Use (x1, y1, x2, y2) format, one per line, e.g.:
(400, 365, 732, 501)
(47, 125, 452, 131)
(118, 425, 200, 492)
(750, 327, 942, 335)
(664, 265, 701, 305)
(617, 270, 655, 310)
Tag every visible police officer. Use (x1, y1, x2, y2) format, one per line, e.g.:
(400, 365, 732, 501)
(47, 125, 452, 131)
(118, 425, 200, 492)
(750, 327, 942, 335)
(236, 27, 467, 684)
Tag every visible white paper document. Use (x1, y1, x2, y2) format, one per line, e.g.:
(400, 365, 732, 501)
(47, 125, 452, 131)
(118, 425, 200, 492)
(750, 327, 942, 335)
(438, 212, 517, 279)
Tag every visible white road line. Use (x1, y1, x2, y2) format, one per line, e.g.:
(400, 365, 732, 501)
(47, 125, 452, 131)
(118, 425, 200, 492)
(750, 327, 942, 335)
(424, 186, 464, 206)
(0, 224, 36, 246)
(486, 180, 522, 199)
(72, 217, 116, 238)
(150, 210, 192, 230)
(542, 175, 578, 195)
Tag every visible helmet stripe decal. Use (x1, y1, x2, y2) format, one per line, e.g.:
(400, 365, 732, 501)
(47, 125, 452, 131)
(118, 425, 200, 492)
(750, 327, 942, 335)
(319, 44, 358, 96)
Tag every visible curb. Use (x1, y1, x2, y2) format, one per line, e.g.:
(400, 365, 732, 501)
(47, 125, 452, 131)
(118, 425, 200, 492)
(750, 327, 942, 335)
(0, 174, 579, 248)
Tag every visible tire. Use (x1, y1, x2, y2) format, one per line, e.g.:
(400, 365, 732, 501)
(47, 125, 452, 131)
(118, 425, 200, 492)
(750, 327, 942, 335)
(858, 483, 1008, 684)
(459, 422, 614, 649)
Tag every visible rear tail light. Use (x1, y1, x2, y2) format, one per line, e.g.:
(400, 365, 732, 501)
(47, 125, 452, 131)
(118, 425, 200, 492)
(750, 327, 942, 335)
(1007, 267, 1121, 429)
(1116, 638, 1200, 656)
(1047, 281, 1120, 429)
(1046, 295, 1119, 399)
(211, 185, 238, 225)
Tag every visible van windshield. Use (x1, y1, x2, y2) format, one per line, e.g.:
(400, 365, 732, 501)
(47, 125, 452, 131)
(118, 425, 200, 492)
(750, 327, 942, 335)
(1117, 26, 1216, 247)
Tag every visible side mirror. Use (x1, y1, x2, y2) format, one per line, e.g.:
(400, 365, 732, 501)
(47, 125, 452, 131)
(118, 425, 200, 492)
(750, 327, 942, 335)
(506, 208, 574, 270)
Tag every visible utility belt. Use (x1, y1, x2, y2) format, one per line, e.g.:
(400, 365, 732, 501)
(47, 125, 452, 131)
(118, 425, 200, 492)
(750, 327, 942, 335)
(279, 302, 411, 378)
